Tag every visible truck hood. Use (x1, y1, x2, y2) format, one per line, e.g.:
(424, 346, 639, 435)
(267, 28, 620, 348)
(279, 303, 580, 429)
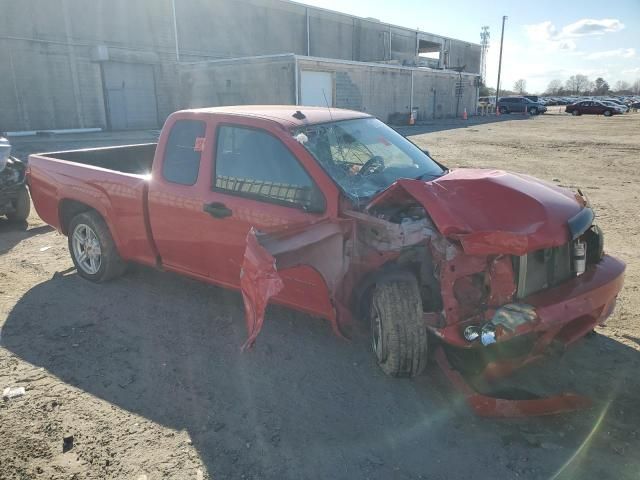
(367, 169, 586, 255)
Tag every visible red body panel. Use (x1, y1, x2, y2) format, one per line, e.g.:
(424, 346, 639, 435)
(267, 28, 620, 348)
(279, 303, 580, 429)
(27, 155, 157, 266)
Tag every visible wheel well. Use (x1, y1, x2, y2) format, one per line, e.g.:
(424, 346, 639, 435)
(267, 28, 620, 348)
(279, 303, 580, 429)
(351, 247, 443, 321)
(59, 199, 97, 235)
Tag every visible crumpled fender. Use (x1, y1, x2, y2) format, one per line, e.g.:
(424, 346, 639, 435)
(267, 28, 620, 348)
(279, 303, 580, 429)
(240, 228, 284, 351)
(240, 220, 352, 349)
(434, 347, 591, 417)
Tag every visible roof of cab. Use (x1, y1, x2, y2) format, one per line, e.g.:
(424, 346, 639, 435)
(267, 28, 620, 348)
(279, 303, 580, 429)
(177, 105, 372, 128)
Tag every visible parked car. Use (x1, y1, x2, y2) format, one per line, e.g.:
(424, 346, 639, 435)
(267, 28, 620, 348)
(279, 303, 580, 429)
(601, 100, 628, 113)
(478, 96, 496, 108)
(0, 137, 30, 222)
(497, 96, 547, 115)
(604, 98, 628, 109)
(565, 100, 621, 116)
(27, 106, 624, 414)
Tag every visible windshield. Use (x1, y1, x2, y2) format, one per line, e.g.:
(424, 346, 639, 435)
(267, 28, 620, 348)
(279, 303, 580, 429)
(293, 118, 445, 201)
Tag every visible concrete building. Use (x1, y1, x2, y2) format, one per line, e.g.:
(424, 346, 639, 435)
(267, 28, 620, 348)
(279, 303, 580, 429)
(181, 54, 479, 122)
(0, 0, 482, 132)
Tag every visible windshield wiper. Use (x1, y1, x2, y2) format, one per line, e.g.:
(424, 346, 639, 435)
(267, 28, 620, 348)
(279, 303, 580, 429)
(414, 172, 444, 181)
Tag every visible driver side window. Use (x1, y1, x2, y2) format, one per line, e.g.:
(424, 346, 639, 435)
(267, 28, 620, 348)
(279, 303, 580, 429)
(213, 125, 324, 211)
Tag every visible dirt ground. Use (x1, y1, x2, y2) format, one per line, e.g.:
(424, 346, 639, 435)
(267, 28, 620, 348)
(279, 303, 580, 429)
(1, 112, 639, 479)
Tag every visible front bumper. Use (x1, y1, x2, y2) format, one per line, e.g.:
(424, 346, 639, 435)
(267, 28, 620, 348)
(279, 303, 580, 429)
(484, 254, 624, 379)
(433, 255, 625, 417)
(428, 254, 625, 362)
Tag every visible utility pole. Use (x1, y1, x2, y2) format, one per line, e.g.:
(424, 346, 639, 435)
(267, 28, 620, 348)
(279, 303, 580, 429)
(171, 0, 180, 62)
(495, 16, 507, 105)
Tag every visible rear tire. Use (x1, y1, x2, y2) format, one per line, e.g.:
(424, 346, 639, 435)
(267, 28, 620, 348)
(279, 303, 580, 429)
(7, 187, 30, 222)
(603, 110, 612, 117)
(499, 106, 508, 114)
(369, 275, 429, 377)
(68, 211, 127, 283)
(572, 110, 580, 116)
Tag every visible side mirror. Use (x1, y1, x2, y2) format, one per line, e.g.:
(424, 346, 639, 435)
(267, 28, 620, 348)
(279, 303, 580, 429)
(422, 149, 431, 158)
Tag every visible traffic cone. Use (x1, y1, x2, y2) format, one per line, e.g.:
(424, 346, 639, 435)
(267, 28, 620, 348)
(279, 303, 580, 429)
(496, 106, 501, 116)
(462, 108, 468, 120)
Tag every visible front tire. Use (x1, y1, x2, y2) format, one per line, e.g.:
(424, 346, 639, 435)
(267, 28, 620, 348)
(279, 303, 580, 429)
(7, 187, 30, 222)
(68, 211, 127, 282)
(369, 275, 429, 377)
(499, 106, 508, 114)
(529, 107, 538, 115)
(572, 110, 580, 116)
(603, 110, 612, 117)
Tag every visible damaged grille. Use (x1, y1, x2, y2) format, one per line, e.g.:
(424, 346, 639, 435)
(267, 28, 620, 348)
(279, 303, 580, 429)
(514, 243, 573, 299)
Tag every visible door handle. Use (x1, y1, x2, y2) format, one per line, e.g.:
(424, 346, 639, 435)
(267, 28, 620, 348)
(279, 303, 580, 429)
(203, 202, 233, 218)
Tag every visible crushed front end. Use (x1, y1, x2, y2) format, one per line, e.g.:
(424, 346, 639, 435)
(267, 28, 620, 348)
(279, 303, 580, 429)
(240, 167, 625, 416)
(362, 171, 625, 415)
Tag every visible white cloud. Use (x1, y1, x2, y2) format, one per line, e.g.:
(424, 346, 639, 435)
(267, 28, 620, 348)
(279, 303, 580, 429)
(561, 18, 625, 37)
(525, 18, 624, 50)
(585, 48, 636, 60)
(525, 21, 577, 50)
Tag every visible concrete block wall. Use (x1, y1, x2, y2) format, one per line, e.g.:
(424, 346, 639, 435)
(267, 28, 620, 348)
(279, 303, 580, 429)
(176, 0, 308, 58)
(179, 57, 295, 109)
(412, 71, 477, 120)
(0, 0, 178, 132)
(308, 9, 356, 60)
(0, 0, 481, 131)
(298, 58, 478, 123)
(0, 38, 106, 131)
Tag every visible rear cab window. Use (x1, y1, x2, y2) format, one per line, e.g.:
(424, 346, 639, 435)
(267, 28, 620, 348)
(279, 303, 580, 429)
(162, 120, 206, 185)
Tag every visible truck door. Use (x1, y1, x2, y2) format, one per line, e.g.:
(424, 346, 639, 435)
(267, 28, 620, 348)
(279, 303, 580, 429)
(199, 121, 336, 318)
(147, 118, 211, 276)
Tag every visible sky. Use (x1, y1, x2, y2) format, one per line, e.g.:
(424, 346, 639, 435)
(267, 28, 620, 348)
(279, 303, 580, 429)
(295, 0, 640, 93)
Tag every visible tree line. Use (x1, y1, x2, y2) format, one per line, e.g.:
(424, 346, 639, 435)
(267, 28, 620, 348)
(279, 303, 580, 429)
(544, 76, 640, 96)
(480, 77, 640, 97)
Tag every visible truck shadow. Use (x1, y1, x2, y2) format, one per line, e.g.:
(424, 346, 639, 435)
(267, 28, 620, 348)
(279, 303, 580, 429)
(0, 220, 53, 255)
(2, 267, 639, 479)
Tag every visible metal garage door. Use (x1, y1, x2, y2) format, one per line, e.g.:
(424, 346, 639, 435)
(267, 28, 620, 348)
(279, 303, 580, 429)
(103, 62, 158, 130)
(300, 71, 334, 107)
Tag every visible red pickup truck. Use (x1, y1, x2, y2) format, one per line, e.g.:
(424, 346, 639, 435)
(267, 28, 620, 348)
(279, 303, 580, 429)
(28, 106, 625, 415)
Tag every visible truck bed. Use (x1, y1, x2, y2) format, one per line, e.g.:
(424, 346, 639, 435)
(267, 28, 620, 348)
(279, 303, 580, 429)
(28, 144, 158, 266)
(43, 143, 156, 175)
